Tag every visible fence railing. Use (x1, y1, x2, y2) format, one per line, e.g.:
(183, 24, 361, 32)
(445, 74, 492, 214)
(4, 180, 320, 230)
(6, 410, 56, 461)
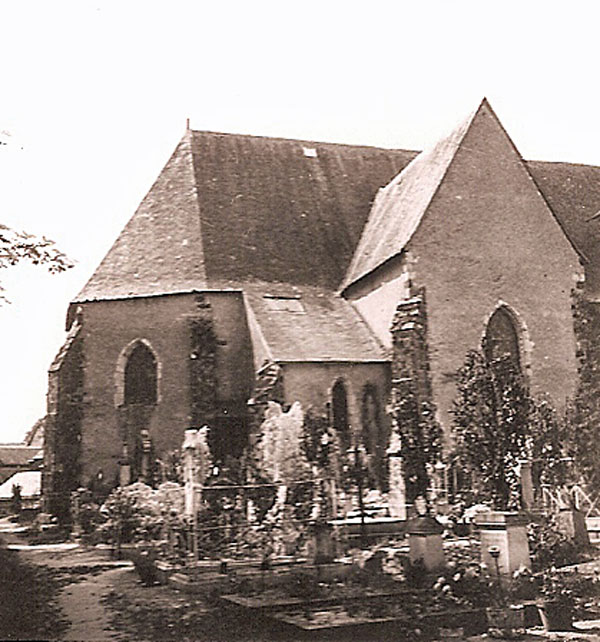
(540, 484, 600, 517)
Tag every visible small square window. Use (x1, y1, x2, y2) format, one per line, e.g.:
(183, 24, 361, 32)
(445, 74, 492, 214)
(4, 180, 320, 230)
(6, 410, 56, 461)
(264, 295, 305, 313)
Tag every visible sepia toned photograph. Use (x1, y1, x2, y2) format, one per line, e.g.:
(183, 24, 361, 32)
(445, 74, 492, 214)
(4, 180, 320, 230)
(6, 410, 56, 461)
(2, 1, 600, 640)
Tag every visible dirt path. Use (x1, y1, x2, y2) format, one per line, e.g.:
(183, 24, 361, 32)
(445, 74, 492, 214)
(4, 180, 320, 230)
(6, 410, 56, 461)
(0, 518, 135, 641)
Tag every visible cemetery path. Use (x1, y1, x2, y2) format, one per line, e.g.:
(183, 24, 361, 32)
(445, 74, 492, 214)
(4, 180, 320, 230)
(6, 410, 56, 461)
(0, 518, 132, 641)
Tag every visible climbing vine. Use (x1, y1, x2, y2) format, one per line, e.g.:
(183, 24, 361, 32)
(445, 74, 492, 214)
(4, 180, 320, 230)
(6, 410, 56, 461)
(189, 311, 218, 426)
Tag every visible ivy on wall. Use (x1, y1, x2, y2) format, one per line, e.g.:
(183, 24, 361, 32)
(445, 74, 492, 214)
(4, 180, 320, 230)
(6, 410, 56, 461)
(189, 295, 218, 427)
(451, 351, 529, 510)
(44, 329, 85, 522)
(388, 289, 442, 504)
(566, 286, 600, 489)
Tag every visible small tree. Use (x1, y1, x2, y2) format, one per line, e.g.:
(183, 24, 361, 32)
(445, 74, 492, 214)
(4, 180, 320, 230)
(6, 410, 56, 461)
(389, 386, 442, 505)
(451, 351, 530, 510)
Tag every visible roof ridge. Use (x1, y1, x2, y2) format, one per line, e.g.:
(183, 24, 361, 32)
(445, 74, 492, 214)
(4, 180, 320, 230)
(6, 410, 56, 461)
(190, 128, 418, 154)
(341, 101, 482, 291)
(185, 129, 208, 280)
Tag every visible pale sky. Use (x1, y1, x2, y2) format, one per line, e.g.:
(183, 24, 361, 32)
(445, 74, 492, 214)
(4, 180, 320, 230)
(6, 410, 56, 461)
(1, 0, 599, 442)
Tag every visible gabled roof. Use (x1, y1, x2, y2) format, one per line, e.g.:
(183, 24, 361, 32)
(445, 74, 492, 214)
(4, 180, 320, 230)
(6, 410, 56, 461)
(0, 470, 41, 499)
(527, 161, 600, 267)
(342, 103, 479, 290)
(75, 132, 416, 301)
(0, 446, 40, 467)
(342, 100, 593, 291)
(74, 113, 600, 303)
(243, 282, 387, 362)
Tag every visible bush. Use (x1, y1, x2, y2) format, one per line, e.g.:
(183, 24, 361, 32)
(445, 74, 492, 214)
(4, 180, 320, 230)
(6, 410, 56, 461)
(528, 516, 583, 572)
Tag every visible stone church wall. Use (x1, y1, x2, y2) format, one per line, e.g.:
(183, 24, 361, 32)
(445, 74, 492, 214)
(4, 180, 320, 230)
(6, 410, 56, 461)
(73, 291, 253, 485)
(346, 103, 581, 435)
(280, 360, 390, 446)
(407, 103, 581, 430)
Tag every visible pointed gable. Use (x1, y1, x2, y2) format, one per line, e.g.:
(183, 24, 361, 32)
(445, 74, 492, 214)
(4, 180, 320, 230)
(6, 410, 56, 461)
(76, 132, 207, 301)
(342, 99, 584, 292)
(342, 104, 478, 291)
(76, 132, 416, 302)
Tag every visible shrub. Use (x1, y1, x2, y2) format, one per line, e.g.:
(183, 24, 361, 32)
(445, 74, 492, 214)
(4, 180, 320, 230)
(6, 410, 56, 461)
(528, 516, 583, 572)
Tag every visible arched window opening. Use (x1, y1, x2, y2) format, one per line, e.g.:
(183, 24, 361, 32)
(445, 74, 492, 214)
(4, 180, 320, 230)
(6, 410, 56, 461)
(361, 384, 381, 456)
(361, 383, 385, 489)
(124, 342, 158, 405)
(331, 380, 350, 452)
(484, 307, 521, 371)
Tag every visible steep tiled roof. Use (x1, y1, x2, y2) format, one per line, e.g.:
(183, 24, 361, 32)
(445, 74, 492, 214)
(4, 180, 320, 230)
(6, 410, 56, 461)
(0, 446, 40, 467)
(75, 135, 207, 301)
(342, 102, 600, 290)
(526, 161, 600, 265)
(75, 118, 600, 304)
(76, 132, 416, 301)
(342, 103, 482, 289)
(243, 282, 387, 362)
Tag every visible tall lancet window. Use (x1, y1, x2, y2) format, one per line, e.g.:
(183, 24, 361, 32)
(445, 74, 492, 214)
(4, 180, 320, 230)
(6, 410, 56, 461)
(331, 379, 351, 452)
(124, 341, 158, 405)
(484, 306, 521, 371)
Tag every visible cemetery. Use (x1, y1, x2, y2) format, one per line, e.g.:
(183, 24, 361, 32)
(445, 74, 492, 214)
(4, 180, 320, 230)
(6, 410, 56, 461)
(34, 379, 600, 641)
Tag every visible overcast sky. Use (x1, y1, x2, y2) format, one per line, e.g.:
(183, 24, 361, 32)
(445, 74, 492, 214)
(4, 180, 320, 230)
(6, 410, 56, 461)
(1, 0, 599, 442)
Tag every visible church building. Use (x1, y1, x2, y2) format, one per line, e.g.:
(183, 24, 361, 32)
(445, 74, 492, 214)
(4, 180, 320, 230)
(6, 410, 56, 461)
(42, 99, 600, 515)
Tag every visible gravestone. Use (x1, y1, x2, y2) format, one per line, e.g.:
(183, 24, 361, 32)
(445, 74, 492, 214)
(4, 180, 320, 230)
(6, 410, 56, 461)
(308, 520, 336, 564)
(182, 426, 211, 517)
(474, 511, 531, 577)
(518, 460, 534, 511)
(407, 513, 445, 571)
(555, 486, 590, 547)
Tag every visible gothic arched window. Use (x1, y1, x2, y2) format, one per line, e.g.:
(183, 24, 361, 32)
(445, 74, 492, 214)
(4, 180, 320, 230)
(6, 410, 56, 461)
(124, 342, 158, 405)
(331, 379, 350, 452)
(361, 384, 381, 457)
(361, 383, 386, 488)
(484, 306, 521, 370)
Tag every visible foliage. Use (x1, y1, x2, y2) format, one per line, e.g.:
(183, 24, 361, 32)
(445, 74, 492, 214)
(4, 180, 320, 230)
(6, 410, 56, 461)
(568, 286, 600, 490)
(301, 407, 332, 470)
(527, 515, 583, 572)
(388, 386, 442, 504)
(539, 568, 578, 613)
(10, 484, 22, 514)
(0, 539, 68, 640)
(0, 223, 73, 303)
(189, 313, 217, 428)
(155, 449, 183, 484)
(528, 398, 569, 488)
(452, 351, 531, 510)
(99, 482, 185, 547)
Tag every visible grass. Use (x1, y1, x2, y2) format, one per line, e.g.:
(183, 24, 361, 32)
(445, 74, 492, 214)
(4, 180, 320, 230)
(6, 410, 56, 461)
(0, 535, 68, 640)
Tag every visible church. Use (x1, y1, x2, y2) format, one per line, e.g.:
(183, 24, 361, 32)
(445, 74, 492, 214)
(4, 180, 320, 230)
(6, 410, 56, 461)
(42, 99, 600, 515)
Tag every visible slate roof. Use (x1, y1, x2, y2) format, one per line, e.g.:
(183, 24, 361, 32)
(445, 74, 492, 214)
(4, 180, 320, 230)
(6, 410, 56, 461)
(75, 113, 600, 304)
(243, 282, 387, 362)
(342, 104, 478, 289)
(76, 132, 417, 301)
(0, 446, 40, 467)
(527, 161, 600, 266)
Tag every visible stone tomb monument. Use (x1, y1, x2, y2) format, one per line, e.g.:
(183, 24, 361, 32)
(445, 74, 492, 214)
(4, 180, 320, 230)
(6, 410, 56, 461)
(407, 498, 445, 572)
(474, 512, 531, 577)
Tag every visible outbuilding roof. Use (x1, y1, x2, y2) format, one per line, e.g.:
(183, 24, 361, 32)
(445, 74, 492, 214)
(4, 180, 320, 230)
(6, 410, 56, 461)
(243, 282, 387, 363)
(0, 470, 41, 499)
